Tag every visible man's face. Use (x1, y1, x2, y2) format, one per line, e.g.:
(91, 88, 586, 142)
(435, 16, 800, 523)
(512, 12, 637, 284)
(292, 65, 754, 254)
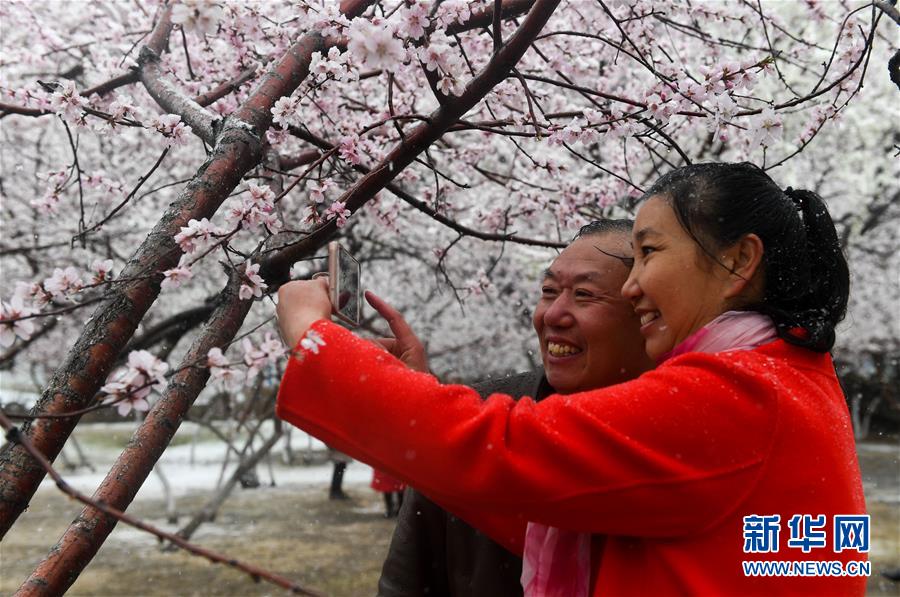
(532, 233, 653, 394)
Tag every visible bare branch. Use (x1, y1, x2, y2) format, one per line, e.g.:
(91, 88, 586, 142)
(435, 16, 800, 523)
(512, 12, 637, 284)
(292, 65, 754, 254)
(0, 411, 321, 596)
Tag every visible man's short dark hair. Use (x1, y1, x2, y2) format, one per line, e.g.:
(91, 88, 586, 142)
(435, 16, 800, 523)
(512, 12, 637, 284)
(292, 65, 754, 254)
(573, 219, 635, 267)
(574, 218, 634, 240)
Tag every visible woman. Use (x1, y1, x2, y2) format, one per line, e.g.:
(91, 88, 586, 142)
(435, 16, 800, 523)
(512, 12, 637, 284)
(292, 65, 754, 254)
(275, 163, 866, 596)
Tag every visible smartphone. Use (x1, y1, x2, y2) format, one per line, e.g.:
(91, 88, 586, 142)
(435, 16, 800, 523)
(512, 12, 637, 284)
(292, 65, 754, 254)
(327, 241, 361, 327)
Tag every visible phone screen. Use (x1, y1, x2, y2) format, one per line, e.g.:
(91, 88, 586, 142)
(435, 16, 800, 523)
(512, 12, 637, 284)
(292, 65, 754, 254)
(333, 244, 360, 326)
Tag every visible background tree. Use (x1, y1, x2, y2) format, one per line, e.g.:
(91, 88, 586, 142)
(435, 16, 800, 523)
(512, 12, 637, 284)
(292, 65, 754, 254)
(1, 0, 897, 593)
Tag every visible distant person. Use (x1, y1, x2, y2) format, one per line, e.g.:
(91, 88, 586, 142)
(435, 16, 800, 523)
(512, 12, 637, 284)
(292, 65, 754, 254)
(328, 447, 350, 500)
(378, 220, 651, 595)
(276, 162, 866, 595)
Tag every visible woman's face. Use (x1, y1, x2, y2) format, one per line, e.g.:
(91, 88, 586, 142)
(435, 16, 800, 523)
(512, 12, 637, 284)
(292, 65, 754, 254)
(622, 195, 735, 361)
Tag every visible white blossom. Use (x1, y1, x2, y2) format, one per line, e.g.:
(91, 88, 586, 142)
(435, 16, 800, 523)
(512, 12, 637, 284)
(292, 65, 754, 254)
(171, 0, 223, 35)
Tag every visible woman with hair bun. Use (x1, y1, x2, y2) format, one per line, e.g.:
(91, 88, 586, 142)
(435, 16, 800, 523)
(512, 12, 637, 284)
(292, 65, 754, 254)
(275, 162, 866, 596)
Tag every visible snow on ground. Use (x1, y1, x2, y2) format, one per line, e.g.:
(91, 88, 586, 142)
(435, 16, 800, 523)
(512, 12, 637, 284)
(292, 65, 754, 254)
(39, 421, 375, 501)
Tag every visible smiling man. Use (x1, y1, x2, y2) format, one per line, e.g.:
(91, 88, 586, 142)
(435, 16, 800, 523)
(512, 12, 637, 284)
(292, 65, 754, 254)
(377, 219, 653, 597)
(535, 220, 653, 393)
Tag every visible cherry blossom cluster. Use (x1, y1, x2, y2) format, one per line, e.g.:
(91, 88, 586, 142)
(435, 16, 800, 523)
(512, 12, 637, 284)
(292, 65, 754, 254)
(238, 262, 267, 301)
(0, 0, 894, 403)
(206, 346, 243, 390)
(100, 350, 169, 416)
(224, 183, 281, 233)
(205, 325, 312, 400)
(148, 114, 192, 148)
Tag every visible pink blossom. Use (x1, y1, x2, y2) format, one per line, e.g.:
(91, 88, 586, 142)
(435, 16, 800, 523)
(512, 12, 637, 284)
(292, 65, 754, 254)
(43, 266, 84, 299)
(84, 171, 106, 189)
(418, 42, 451, 73)
(174, 217, 220, 254)
(750, 107, 783, 148)
(247, 183, 275, 207)
(49, 80, 86, 122)
(258, 332, 286, 361)
(399, 3, 429, 39)
(271, 96, 298, 128)
(207, 346, 244, 389)
(31, 190, 61, 215)
(108, 98, 139, 122)
(210, 365, 245, 390)
(126, 349, 169, 385)
(161, 266, 193, 290)
(434, 0, 471, 28)
(225, 183, 280, 231)
(102, 383, 150, 416)
(549, 119, 583, 145)
(101, 350, 168, 416)
(324, 201, 351, 228)
(239, 261, 267, 301)
(305, 2, 350, 38)
(436, 75, 464, 97)
(90, 259, 114, 285)
(0, 296, 37, 348)
(149, 113, 192, 147)
(347, 19, 406, 72)
(338, 134, 362, 164)
(310, 47, 353, 84)
(307, 179, 334, 204)
(241, 337, 268, 378)
(464, 269, 491, 296)
(14, 282, 52, 308)
(206, 346, 230, 368)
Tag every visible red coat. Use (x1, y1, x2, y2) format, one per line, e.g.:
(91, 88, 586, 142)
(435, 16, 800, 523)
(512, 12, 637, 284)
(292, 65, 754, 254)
(277, 321, 867, 596)
(372, 468, 406, 493)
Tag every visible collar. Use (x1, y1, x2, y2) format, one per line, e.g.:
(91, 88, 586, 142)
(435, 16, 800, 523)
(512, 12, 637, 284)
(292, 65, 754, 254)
(659, 310, 778, 365)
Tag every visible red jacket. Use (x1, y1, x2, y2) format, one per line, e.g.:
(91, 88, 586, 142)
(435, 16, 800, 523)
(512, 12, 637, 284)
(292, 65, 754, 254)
(277, 321, 867, 596)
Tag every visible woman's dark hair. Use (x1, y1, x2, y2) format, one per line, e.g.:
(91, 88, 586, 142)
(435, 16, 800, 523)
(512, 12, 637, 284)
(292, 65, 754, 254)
(642, 162, 849, 353)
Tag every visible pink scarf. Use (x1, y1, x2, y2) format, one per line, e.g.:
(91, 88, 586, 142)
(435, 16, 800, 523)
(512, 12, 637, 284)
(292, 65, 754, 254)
(521, 311, 777, 596)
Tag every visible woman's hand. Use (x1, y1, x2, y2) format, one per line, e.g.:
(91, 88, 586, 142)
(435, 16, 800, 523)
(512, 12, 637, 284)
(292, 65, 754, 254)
(365, 291, 429, 373)
(277, 278, 332, 349)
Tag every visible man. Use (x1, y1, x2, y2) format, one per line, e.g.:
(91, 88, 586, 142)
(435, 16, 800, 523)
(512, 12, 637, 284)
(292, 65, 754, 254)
(376, 219, 653, 596)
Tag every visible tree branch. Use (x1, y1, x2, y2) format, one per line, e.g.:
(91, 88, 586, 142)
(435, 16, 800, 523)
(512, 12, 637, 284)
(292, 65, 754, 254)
(260, 0, 564, 283)
(0, 411, 321, 597)
(0, 1, 376, 539)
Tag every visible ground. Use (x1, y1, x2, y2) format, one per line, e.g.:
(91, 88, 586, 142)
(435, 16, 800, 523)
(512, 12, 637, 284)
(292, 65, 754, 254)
(0, 424, 898, 596)
(1, 482, 395, 596)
